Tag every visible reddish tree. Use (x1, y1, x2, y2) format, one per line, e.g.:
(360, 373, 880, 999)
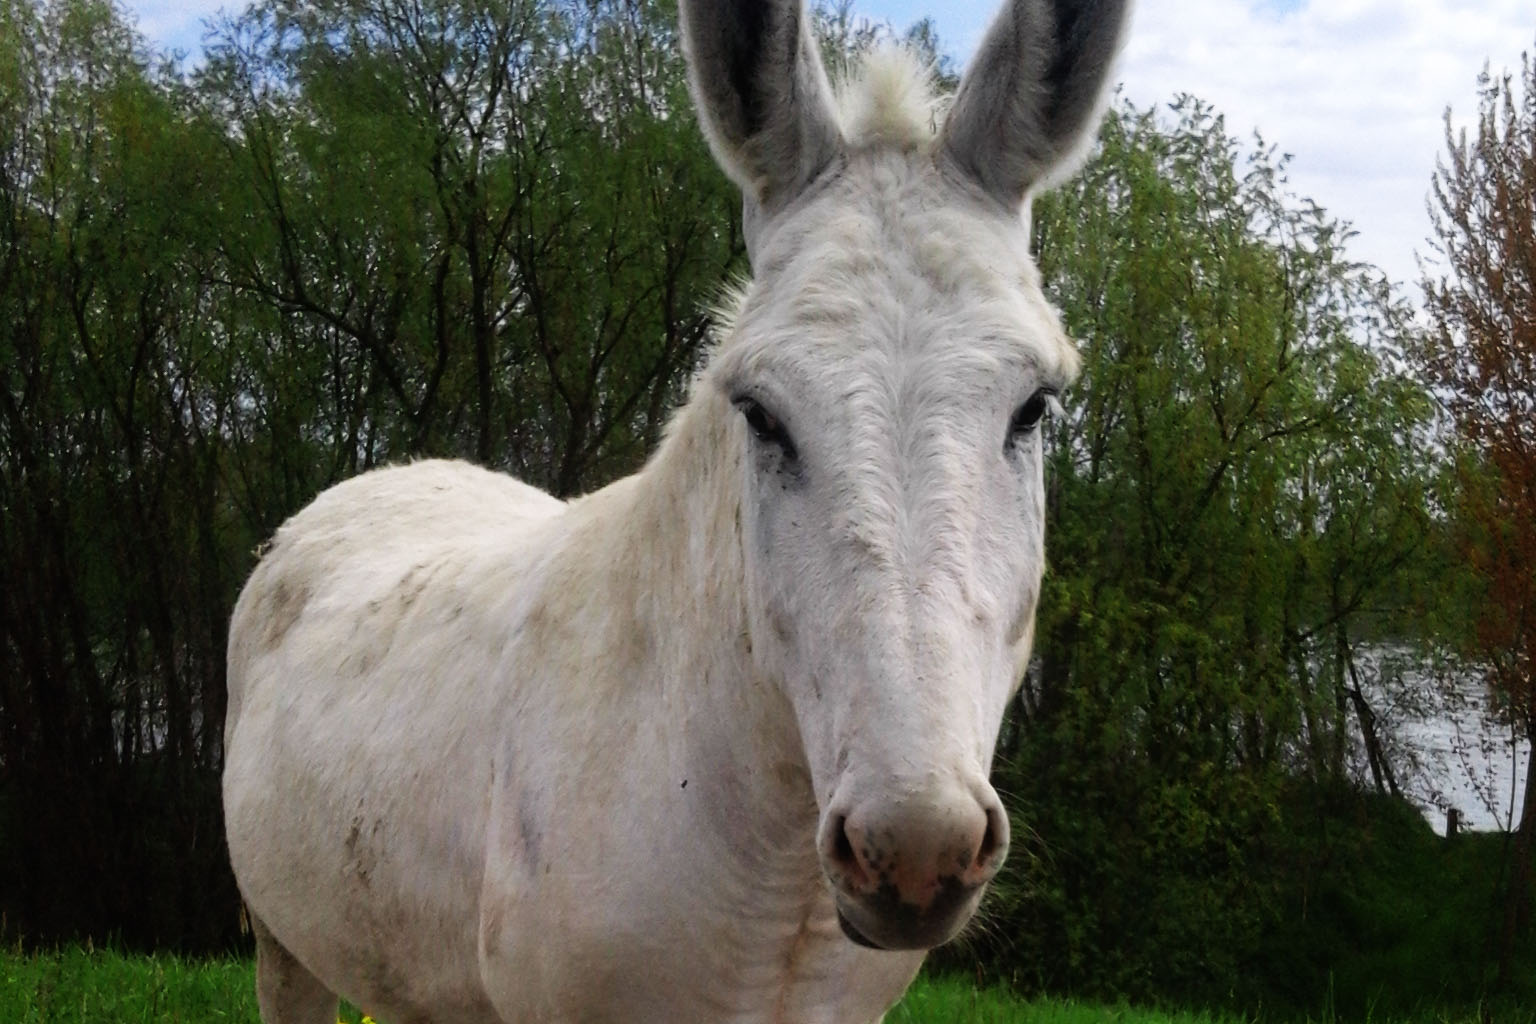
(1422, 49, 1536, 987)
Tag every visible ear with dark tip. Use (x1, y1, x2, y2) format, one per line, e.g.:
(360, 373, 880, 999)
(942, 0, 1130, 209)
(679, 0, 843, 216)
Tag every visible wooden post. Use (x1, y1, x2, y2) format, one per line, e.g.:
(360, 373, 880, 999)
(1446, 807, 1460, 838)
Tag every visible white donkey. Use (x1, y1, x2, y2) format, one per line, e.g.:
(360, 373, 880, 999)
(223, 0, 1128, 1020)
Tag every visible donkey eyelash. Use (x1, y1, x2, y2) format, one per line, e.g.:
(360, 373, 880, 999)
(1010, 387, 1059, 431)
(732, 395, 799, 460)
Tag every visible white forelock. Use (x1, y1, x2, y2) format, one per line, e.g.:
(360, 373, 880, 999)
(833, 46, 946, 152)
(701, 44, 1081, 390)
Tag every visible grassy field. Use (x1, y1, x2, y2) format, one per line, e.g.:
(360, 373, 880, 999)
(1, 945, 1220, 1024)
(0, 944, 1516, 1024)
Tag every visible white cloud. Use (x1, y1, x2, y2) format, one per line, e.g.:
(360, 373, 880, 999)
(856, 0, 1531, 293)
(1116, 0, 1532, 292)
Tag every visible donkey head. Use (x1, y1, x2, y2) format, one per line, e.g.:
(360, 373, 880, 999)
(681, 0, 1128, 951)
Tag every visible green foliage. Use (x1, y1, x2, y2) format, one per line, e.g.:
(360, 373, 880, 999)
(1258, 793, 1536, 1019)
(946, 98, 1446, 1013)
(0, 0, 247, 951)
(196, 0, 742, 494)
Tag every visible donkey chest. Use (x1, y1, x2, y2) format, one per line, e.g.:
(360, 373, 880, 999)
(478, 847, 919, 1024)
(654, 897, 914, 1021)
(718, 903, 924, 1024)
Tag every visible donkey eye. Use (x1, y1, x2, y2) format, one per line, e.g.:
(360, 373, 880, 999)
(736, 397, 798, 460)
(1007, 388, 1056, 445)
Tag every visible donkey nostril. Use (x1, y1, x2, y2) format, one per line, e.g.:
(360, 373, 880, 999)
(974, 806, 1006, 872)
(831, 815, 857, 867)
(824, 813, 874, 891)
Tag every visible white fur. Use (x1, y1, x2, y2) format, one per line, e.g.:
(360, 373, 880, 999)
(224, 3, 1122, 1020)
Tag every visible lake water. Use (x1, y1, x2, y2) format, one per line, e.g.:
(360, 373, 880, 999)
(1358, 649, 1528, 835)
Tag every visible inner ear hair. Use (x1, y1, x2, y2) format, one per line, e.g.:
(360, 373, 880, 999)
(942, 0, 1131, 208)
(679, 0, 843, 216)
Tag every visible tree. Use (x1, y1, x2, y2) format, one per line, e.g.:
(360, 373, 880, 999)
(1420, 47, 1536, 989)
(963, 97, 1440, 1008)
(198, 0, 743, 500)
(0, 0, 245, 948)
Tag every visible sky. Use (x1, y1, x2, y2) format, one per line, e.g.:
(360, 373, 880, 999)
(122, 0, 1534, 294)
(859, 0, 1533, 294)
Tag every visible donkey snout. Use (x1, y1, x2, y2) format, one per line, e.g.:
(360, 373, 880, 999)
(818, 783, 1009, 950)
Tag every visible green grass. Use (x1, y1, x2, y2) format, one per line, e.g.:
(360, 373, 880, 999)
(1, 944, 258, 1023)
(0, 945, 1206, 1024)
(0, 945, 1516, 1024)
(0, 945, 374, 1024)
(887, 978, 1234, 1024)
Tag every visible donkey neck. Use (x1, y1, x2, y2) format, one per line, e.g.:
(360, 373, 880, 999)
(561, 387, 817, 829)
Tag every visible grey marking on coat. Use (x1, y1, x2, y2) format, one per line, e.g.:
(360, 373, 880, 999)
(261, 578, 309, 650)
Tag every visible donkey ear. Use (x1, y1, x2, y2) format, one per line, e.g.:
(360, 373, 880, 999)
(942, 0, 1130, 208)
(679, 0, 843, 214)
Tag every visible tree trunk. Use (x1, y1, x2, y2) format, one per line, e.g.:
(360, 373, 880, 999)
(1495, 719, 1536, 989)
(1345, 648, 1400, 798)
